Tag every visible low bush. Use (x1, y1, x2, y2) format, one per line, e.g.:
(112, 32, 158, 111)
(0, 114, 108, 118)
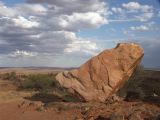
(0, 72, 17, 81)
(20, 74, 59, 91)
(118, 65, 160, 99)
(21, 73, 83, 102)
(118, 65, 145, 97)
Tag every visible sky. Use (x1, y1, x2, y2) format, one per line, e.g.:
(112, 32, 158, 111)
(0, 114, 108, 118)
(0, 0, 160, 68)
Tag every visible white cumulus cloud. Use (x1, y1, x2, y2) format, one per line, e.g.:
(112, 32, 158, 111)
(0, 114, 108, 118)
(0, 0, 109, 66)
(130, 25, 149, 31)
(9, 50, 37, 58)
(111, 7, 123, 13)
(122, 2, 152, 12)
(59, 12, 107, 31)
(13, 16, 39, 28)
(135, 12, 154, 22)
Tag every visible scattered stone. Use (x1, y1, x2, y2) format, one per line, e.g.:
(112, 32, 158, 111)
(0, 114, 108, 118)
(18, 100, 44, 111)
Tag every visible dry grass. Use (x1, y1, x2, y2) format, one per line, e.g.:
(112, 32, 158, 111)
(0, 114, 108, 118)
(0, 67, 64, 75)
(0, 90, 36, 103)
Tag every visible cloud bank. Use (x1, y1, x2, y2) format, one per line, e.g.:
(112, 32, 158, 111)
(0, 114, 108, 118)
(0, 0, 159, 68)
(0, 0, 108, 67)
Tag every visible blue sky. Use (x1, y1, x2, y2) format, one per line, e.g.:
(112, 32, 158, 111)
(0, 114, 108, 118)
(2, 0, 25, 5)
(0, 0, 160, 68)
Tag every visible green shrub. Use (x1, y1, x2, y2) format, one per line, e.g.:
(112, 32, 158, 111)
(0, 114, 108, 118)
(117, 65, 145, 97)
(20, 74, 59, 91)
(0, 72, 17, 81)
(118, 64, 160, 99)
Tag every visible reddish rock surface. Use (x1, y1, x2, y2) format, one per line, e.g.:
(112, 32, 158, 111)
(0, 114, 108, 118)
(56, 43, 144, 102)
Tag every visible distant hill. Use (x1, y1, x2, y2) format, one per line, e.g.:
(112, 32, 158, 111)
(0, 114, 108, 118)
(0, 67, 77, 70)
(145, 68, 160, 71)
(0, 67, 76, 75)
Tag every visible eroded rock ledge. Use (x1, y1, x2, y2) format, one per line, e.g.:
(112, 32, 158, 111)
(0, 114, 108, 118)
(56, 43, 144, 102)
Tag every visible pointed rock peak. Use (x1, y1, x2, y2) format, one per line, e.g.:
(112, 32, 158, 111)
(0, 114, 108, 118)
(56, 43, 144, 102)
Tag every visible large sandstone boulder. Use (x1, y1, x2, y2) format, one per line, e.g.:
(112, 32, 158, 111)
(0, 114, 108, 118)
(56, 43, 144, 102)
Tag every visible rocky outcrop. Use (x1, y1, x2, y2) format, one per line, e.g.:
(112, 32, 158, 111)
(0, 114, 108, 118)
(56, 43, 144, 102)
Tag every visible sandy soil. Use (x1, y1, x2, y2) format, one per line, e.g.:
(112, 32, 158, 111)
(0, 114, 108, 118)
(0, 96, 160, 120)
(0, 77, 160, 120)
(0, 84, 160, 120)
(0, 100, 82, 120)
(0, 79, 81, 120)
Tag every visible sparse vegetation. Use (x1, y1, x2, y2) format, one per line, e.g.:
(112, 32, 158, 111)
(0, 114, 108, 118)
(0, 72, 17, 81)
(118, 65, 145, 98)
(19, 73, 81, 102)
(0, 69, 159, 120)
(118, 65, 160, 100)
(20, 74, 59, 91)
(0, 71, 82, 102)
(0, 72, 60, 92)
(0, 67, 159, 103)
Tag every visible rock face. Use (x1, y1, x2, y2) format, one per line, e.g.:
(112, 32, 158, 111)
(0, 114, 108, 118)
(56, 43, 144, 102)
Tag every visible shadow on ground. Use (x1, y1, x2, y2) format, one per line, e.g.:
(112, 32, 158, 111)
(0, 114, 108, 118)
(25, 92, 160, 106)
(24, 92, 83, 103)
(143, 96, 160, 105)
(124, 91, 160, 105)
